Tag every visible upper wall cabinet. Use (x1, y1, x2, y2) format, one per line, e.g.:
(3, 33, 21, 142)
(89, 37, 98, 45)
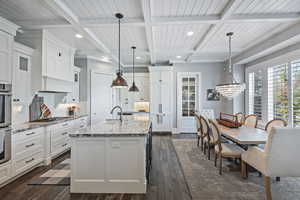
(16, 30, 75, 93)
(0, 16, 19, 84)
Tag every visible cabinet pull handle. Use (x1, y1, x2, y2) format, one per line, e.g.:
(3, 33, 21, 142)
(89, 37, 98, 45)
(159, 104, 162, 113)
(25, 143, 35, 148)
(62, 143, 68, 147)
(62, 123, 68, 127)
(62, 132, 68, 136)
(25, 158, 35, 164)
(26, 132, 35, 136)
(80, 125, 84, 128)
(80, 119, 85, 121)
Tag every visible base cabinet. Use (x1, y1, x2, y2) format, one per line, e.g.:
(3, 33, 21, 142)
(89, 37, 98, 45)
(0, 162, 11, 185)
(71, 137, 147, 194)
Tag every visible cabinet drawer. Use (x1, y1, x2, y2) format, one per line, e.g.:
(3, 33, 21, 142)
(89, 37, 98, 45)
(0, 162, 11, 185)
(13, 127, 44, 142)
(49, 121, 71, 131)
(14, 151, 43, 176)
(14, 136, 43, 159)
(51, 138, 70, 157)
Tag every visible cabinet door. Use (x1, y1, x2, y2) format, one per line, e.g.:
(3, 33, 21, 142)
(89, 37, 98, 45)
(0, 31, 12, 83)
(72, 71, 80, 102)
(57, 46, 72, 81)
(45, 39, 58, 78)
(13, 52, 31, 103)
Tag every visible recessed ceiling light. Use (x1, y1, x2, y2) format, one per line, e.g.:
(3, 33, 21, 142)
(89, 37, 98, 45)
(186, 31, 194, 36)
(176, 55, 182, 59)
(75, 33, 83, 38)
(136, 56, 141, 59)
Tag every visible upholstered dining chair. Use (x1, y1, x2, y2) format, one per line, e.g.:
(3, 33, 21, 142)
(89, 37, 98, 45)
(235, 112, 244, 125)
(244, 114, 258, 128)
(241, 127, 300, 200)
(265, 118, 287, 134)
(208, 119, 244, 175)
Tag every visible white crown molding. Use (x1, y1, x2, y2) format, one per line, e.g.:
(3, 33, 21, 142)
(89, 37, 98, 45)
(0, 16, 20, 36)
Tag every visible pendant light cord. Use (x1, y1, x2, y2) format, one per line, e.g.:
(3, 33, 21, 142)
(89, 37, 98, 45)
(133, 47, 135, 83)
(118, 17, 121, 74)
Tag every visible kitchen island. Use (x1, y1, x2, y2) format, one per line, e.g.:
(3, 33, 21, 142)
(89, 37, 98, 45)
(69, 119, 152, 194)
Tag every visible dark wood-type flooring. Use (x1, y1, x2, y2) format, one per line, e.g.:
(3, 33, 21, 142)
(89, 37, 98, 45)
(0, 135, 193, 200)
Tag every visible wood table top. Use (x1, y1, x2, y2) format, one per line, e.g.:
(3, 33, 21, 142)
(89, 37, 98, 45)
(217, 123, 268, 145)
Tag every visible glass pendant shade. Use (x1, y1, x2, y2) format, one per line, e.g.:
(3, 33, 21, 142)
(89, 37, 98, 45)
(111, 72, 128, 88)
(216, 32, 245, 99)
(111, 13, 128, 88)
(129, 81, 139, 92)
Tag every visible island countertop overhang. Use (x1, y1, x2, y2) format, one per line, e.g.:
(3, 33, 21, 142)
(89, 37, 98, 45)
(69, 119, 152, 137)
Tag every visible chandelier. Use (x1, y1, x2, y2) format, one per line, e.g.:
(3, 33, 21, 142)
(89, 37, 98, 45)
(216, 32, 245, 99)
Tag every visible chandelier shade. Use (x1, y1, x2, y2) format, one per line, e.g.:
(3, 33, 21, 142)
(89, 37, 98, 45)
(216, 32, 245, 99)
(111, 13, 128, 88)
(216, 83, 246, 99)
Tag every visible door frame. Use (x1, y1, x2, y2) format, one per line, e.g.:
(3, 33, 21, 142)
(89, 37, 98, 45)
(177, 72, 201, 133)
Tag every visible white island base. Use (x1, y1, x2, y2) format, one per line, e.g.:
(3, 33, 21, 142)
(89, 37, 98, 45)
(71, 137, 147, 193)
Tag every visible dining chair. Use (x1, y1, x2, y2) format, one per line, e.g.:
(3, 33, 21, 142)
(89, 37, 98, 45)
(199, 115, 210, 154)
(235, 112, 244, 125)
(241, 127, 300, 200)
(265, 118, 287, 134)
(195, 114, 202, 147)
(209, 119, 244, 175)
(244, 114, 258, 128)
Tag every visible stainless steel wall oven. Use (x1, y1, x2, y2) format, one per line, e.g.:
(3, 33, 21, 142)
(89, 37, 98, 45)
(0, 84, 12, 128)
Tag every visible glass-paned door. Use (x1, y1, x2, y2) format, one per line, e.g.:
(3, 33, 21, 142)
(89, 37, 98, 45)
(177, 73, 200, 133)
(182, 77, 196, 117)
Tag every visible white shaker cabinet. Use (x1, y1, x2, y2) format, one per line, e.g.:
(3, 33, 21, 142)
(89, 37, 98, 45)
(149, 67, 173, 132)
(0, 17, 19, 84)
(12, 43, 34, 125)
(15, 29, 75, 93)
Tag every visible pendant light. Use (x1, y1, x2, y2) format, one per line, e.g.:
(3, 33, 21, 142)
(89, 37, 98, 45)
(129, 46, 139, 92)
(111, 13, 128, 88)
(215, 32, 245, 99)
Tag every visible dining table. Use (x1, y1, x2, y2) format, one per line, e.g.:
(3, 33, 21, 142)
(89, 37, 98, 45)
(216, 123, 268, 146)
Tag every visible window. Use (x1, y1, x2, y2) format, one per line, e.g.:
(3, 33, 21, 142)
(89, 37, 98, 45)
(292, 60, 300, 127)
(268, 64, 289, 122)
(248, 70, 263, 120)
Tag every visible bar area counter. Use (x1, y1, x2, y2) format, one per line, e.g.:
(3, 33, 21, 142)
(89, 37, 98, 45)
(69, 119, 152, 194)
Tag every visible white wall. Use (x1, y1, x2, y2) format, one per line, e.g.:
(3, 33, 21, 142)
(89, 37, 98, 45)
(172, 62, 244, 128)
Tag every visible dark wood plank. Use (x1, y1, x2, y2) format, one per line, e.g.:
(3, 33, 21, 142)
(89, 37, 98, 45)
(0, 136, 192, 200)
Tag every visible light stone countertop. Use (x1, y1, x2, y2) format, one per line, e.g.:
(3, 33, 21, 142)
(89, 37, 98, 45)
(11, 114, 88, 134)
(69, 119, 151, 137)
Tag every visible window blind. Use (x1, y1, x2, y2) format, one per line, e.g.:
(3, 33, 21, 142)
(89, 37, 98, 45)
(248, 71, 263, 120)
(292, 60, 300, 127)
(268, 64, 289, 122)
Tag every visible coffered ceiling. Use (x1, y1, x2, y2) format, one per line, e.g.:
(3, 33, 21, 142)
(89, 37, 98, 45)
(0, 0, 300, 67)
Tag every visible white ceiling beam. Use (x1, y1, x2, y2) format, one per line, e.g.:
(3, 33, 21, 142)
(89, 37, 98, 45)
(232, 21, 300, 64)
(43, 0, 123, 66)
(186, 0, 241, 62)
(152, 15, 220, 25)
(227, 13, 300, 23)
(81, 17, 145, 27)
(141, 0, 155, 64)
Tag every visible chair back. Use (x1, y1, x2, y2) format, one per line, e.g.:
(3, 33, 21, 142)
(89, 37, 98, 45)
(265, 119, 287, 134)
(199, 109, 215, 119)
(208, 119, 222, 149)
(199, 115, 210, 138)
(235, 112, 244, 124)
(195, 114, 202, 135)
(265, 127, 300, 177)
(244, 114, 257, 128)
